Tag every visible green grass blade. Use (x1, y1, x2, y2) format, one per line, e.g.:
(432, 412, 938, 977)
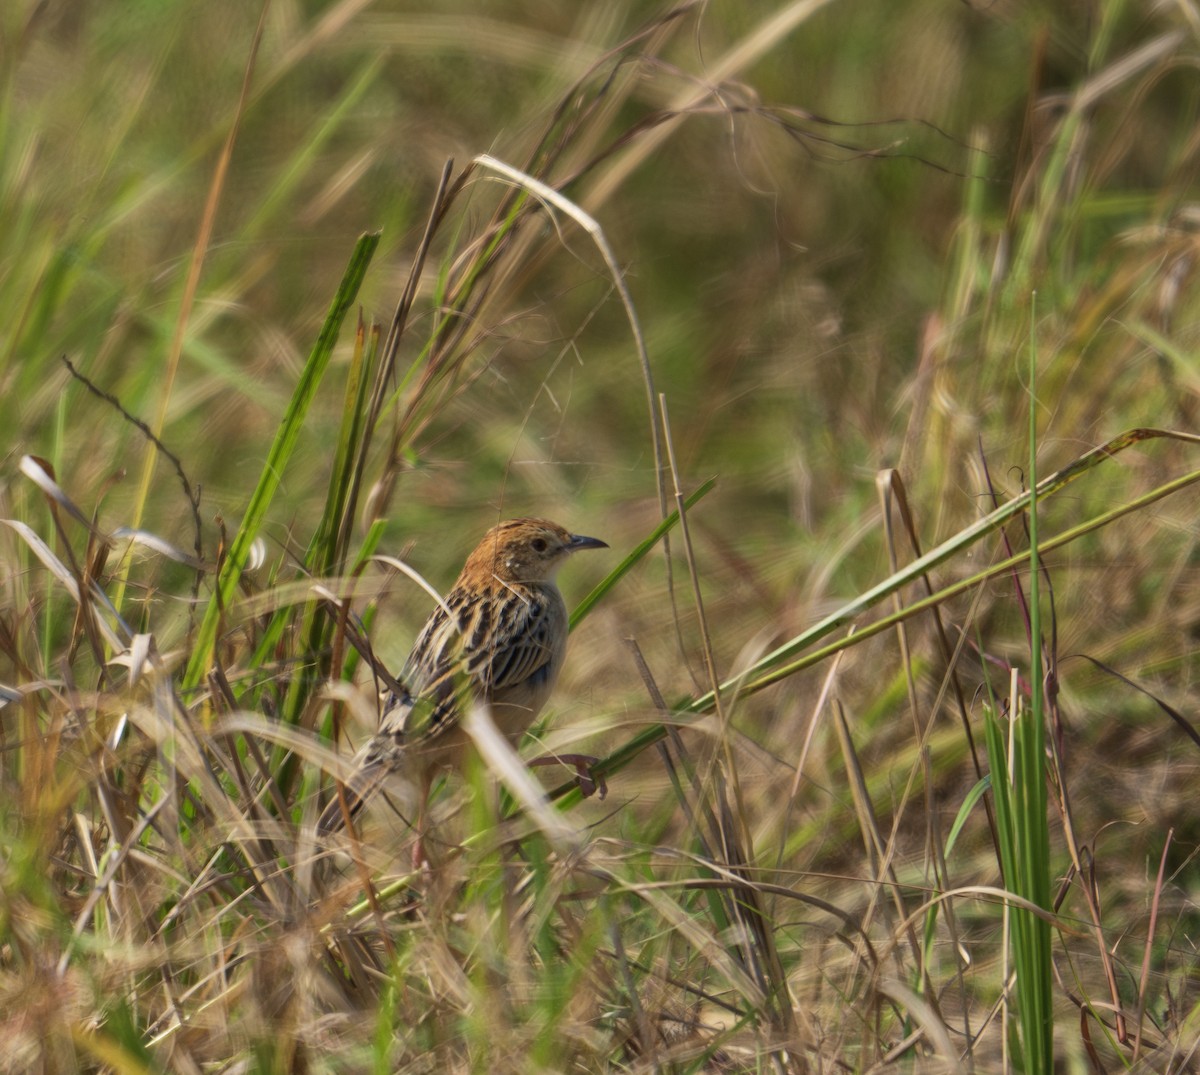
(946, 775, 992, 860)
(569, 476, 716, 630)
(182, 232, 380, 693)
(1013, 298, 1053, 1074)
(308, 314, 378, 577)
(561, 449, 1200, 801)
(688, 430, 1200, 714)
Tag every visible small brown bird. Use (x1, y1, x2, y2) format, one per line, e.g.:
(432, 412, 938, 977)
(319, 518, 607, 838)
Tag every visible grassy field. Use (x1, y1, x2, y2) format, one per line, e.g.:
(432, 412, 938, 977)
(3, 1, 1199, 1071)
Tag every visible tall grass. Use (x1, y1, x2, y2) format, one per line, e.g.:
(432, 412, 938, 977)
(979, 320, 1054, 1074)
(3, 1, 1200, 1072)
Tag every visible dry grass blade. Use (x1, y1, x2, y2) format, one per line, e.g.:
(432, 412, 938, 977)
(476, 153, 666, 518)
(462, 701, 581, 851)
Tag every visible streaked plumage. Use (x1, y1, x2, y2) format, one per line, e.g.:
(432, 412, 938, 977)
(319, 518, 606, 836)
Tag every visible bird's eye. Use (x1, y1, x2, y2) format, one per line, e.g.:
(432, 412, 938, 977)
(531, 537, 548, 553)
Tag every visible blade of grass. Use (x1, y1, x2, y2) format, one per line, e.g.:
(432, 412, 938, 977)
(692, 428, 1200, 712)
(1012, 297, 1053, 1074)
(569, 477, 716, 630)
(182, 232, 380, 694)
(475, 153, 666, 522)
(558, 445, 1200, 803)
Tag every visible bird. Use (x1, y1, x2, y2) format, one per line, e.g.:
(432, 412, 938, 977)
(318, 517, 608, 841)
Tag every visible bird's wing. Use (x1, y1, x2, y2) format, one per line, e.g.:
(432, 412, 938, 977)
(461, 589, 557, 694)
(387, 587, 557, 743)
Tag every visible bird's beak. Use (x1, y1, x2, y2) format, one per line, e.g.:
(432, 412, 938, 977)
(568, 533, 608, 552)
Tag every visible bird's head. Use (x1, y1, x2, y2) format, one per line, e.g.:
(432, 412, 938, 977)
(460, 518, 607, 586)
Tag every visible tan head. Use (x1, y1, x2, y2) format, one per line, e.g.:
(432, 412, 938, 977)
(458, 518, 607, 587)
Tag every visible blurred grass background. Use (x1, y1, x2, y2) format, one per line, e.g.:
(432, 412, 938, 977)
(3, 0, 1200, 1071)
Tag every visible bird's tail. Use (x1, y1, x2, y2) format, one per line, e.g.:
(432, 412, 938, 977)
(316, 759, 390, 837)
(318, 687, 415, 837)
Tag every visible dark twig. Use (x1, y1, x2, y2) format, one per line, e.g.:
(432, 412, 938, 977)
(62, 356, 205, 577)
